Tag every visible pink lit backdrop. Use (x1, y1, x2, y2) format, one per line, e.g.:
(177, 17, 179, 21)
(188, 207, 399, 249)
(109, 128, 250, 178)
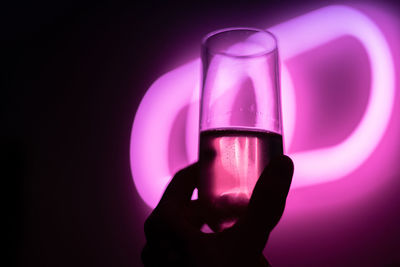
(130, 4, 400, 266)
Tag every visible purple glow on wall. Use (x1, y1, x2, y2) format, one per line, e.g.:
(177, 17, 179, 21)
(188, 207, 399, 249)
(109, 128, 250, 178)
(130, 4, 397, 210)
(272, 5, 395, 186)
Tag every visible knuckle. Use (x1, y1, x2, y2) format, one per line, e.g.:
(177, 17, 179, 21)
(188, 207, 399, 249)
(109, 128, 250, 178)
(173, 168, 186, 181)
(144, 208, 166, 239)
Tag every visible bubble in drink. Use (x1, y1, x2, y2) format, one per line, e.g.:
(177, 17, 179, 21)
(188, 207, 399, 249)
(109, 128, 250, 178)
(199, 129, 283, 232)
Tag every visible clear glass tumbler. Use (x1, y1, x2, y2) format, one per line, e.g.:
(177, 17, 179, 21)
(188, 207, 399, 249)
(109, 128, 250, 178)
(198, 27, 283, 232)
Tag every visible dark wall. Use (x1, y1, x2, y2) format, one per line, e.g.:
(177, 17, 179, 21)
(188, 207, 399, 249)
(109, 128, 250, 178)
(4, 0, 400, 266)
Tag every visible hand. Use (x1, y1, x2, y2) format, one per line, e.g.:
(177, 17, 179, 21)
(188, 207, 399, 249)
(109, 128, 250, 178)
(141, 155, 294, 267)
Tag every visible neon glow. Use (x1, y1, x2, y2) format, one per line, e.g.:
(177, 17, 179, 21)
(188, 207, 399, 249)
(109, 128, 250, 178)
(130, 5, 396, 208)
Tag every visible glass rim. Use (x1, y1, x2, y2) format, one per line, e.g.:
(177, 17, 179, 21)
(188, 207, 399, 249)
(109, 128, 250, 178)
(201, 27, 278, 59)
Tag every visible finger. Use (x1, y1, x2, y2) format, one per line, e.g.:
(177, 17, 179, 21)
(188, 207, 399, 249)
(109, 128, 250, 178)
(236, 155, 294, 248)
(142, 243, 163, 266)
(141, 243, 154, 266)
(183, 200, 207, 229)
(141, 241, 187, 267)
(159, 163, 199, 207)
(144, 200, 203, 242)
(172, 199, 209, 241)
(148, 164, 204, 242)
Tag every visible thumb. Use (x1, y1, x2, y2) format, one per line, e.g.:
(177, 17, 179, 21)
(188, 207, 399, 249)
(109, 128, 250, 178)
(159, 163, 199, 207)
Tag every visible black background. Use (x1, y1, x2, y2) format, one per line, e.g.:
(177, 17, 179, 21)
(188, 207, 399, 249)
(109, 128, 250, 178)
(4, 0, 400, 266)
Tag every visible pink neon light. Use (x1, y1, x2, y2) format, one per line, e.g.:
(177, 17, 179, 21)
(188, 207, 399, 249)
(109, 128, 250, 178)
(270, 5, 395, 186)
(130, 5, 395, 208)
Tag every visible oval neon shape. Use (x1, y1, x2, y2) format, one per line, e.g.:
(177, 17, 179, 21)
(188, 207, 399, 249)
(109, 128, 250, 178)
(130, 5, 395, 208)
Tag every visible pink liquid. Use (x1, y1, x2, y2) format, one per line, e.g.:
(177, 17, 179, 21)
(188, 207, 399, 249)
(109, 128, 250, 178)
(199, 129, 283, 232)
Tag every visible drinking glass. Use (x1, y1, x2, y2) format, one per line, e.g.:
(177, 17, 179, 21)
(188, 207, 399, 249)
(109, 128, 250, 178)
(198, 27, 283, 232)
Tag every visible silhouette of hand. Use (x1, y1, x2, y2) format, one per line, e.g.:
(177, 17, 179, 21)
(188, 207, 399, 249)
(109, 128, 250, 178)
(142, 155, 294, 267)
